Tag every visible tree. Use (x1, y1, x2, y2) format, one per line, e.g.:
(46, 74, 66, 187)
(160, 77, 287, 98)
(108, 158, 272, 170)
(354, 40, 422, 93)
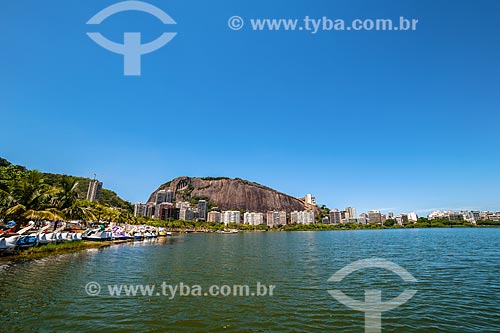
(383, 219, 397, 227)
(54, 176, 80, 210)
(5, 170, 63, 223)
(62, 200, 96, 222)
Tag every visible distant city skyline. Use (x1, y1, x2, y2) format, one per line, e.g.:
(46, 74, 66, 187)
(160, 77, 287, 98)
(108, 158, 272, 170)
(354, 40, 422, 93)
(133, 191, 499, 226)
(1, 153, 498, 216)
(2, 0, 499, 216)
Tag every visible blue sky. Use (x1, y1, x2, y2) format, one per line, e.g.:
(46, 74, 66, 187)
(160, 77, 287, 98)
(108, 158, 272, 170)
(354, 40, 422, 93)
(1, 0, 499, 215)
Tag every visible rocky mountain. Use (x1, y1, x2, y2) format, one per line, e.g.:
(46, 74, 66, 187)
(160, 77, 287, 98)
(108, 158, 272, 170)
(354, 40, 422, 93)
(148, 176, 317, 213)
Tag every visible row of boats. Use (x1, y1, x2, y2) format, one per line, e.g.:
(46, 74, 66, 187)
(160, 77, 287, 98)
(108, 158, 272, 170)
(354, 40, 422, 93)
(0, 221, 172, 255)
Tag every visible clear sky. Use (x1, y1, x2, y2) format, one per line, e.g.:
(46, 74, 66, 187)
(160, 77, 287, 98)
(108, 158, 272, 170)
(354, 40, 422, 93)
(1, 0, 499, 215)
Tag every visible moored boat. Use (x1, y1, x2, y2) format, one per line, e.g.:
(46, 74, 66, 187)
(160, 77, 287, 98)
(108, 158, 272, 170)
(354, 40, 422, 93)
(217, 229, 239, 234)
(0, 221, 36, 254)
(81, 228, 113, 241)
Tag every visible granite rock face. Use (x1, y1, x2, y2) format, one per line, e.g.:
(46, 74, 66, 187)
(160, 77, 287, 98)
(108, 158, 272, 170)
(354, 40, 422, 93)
(148, 177, 314, 213)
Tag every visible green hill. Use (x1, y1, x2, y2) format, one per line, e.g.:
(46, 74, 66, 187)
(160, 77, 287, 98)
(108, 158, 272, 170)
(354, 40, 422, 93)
(0, 157, 132, 212)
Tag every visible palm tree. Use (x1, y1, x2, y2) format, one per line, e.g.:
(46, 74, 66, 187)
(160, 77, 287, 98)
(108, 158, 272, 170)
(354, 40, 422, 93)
(54, 176, 79, 210)
(0, 179, 10, 222)
(62, 200, 96, 223)
(5, 170, 63, 224)
(0, 166, 22, 222)
(117, 209, 135, 225)
(52, 176, 96, 222)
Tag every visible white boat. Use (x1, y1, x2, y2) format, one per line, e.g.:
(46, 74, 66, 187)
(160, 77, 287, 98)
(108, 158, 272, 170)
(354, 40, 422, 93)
(144, 231, 155, 239)
(217, 229, 239, 234)
(81, 228, 112, 241)
(158, 228, 169, 237)
(133, 232, 145, 240)
(71, 232, 83, 241)
(0, 236, 21, 254)
(110, 226, 132, 240)
(36, 222, 52, 244)
(0, 221, 36, 254)
(38, 224, 67, 245)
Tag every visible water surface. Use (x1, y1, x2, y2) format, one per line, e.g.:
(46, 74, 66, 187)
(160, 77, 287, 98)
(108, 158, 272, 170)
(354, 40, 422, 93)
(1, 228, 499, 332)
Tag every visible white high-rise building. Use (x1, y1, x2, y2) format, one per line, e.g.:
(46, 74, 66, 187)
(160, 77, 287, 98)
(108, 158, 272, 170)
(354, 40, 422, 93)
(207, 211, 222, 223)
(179, 208, 195, 221)
(329, 209, 342, 224)
(244, 212, 264, 225)
(266, 211, 287, 227)
(222, 211, 241, 225)
(146, 203, 156, 218)
(176, 201, 191, 209)
(290, 210, 315, 224)
(166, 189, 175, 203)
(86, 180, 102, 202)
(407, 212, 418, 222)
(346, 207, 357, 219)
(133, 203, 148, 217)
(304, 194, 316, 205)
(156, 190, 168, 204)
(428, 210, 446, 219)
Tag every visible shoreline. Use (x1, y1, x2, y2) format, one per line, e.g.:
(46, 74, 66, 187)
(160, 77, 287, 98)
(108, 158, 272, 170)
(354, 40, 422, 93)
(2, 225, 499, 261)
(1, 240, 122, 261)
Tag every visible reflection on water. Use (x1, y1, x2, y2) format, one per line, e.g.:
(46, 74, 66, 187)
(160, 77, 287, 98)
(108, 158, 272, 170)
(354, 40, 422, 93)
(0, 229, 499, 332)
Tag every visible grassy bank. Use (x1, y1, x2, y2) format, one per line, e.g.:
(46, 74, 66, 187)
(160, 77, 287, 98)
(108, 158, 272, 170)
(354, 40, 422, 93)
(5, 241, 115, 260)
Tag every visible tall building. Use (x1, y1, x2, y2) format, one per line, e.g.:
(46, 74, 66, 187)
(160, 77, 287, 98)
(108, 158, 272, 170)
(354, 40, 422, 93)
(155, 202, 169, 219)
(345, 207, 357, 219)
(329, 209, 342, 224)
(471, 211, 481, 221)
(156, 203, 178, 220)
(388, 212, 394, 219)
(266, 211, 287, 227)
(340, 210, 349, 223)
(156, 190, 168, 204)
(86, 180, 103, 202)
(368, 210, 382, 224)
(396, 214, 409, 225)
(198, 200, 208, 221)
(304, 194, 316, 205)
(358, 217, 368, 224)
(146, 202, 156, 218)
(166, 189, 175, 203)
(133, 203, 148, 217)
(407, 212, 418, 223)
(244, 212, 264, 225)
(222, 211, 241, 225)
(176, 201, 191, 209)
(428, 210, 446, 220)
(279, 211, 287, 225)
(207, 211, 222, 223)
(290, 210, 315, 224)
(179, 208, 195, 221)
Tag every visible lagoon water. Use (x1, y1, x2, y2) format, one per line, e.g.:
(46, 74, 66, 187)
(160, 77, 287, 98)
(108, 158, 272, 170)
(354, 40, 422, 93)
(1, 228, 499, 332)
